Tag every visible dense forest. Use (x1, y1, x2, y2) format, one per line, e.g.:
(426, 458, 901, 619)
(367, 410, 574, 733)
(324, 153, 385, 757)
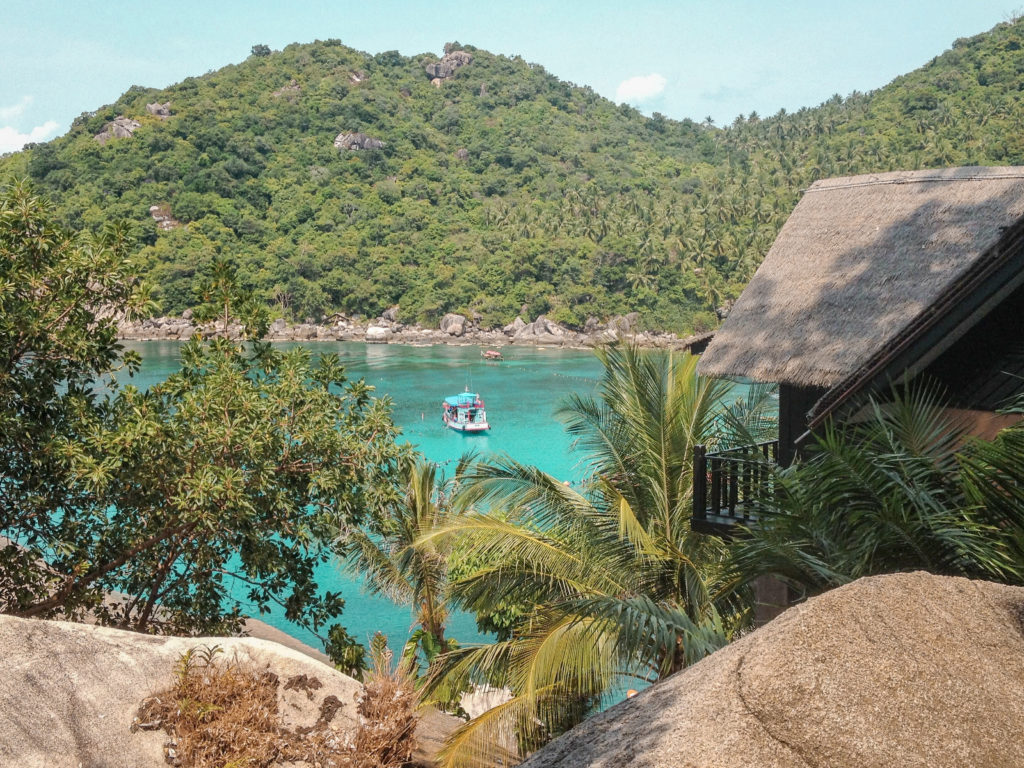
(4, 19, 1024, 333)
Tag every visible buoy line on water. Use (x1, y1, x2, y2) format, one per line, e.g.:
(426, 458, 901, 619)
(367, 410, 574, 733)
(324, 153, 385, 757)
(552, 372, 598, 384)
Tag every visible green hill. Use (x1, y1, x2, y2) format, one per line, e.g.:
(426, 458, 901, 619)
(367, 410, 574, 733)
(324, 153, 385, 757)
(5, 19, 1024, 333)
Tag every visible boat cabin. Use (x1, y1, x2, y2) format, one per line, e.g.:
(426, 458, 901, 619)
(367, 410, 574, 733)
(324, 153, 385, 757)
(443, 391, 490, 433)
(692, 166, 1024, 536)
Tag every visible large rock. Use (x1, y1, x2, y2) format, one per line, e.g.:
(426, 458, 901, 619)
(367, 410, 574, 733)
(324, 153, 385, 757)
(145, 102, 171, 119)
(94, 116, 141, 145)
(533, 315, 565, 337)
(440, 313, 468, 337)
(424, 49, 473, 80)
(365, 325, 392, 343)
(521, 572, 1024, 768)
(514, 315, 568, 344)
(503, 316, 527, 336)
(606, 312, 640, 336)
(513, 321, 538, 341)
(0, 615, 362, 768)
(333, 132, 385, 151)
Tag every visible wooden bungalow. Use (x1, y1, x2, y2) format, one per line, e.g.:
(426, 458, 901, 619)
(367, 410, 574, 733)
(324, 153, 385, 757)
(692, 166, 1024, 536)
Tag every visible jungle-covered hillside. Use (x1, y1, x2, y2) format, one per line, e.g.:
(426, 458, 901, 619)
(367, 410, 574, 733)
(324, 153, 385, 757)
(4, 19, 1024, 333)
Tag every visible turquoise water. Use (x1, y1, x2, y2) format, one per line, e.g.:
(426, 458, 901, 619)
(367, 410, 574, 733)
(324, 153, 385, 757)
(123, 341, 604, 652)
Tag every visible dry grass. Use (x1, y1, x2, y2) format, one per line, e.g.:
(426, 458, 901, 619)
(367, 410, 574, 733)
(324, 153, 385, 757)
(134, 642, 419, 768)
(349, 645, 419, 768)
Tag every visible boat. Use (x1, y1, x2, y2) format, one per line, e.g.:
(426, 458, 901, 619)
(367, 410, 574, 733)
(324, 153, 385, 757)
(482, 349, 504, 361)
(442, 390, 490, 433)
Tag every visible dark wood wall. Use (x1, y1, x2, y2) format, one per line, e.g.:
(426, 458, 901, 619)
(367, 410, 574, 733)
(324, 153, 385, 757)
(922, 279, 1024, 413)
(778, 384, 827, 466)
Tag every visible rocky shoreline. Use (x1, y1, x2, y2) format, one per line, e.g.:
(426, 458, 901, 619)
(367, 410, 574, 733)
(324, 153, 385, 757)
(118, 310, 715, 352)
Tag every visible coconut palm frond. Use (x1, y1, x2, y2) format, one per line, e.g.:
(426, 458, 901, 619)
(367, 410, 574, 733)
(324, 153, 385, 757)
(558, 392, 638, 483)
(566, 594, 731, 675)
(717, 380, 779, 449)
(454, 453, 597, 526)
(345, 528, 413, 604)
(959, 422, 1024, 580)
(425, 514, 630, 600)
(433, 345, 756, 767)
(601, 483, 665, 559)
(449, 562, 617, 621)
(423, 638, 520, 704)
(434, 686, 561, 768)
(349, 456, 463, 663)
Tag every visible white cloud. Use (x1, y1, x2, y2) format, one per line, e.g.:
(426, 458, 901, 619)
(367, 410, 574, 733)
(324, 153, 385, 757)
(0, 96, 33, 122)
(0, 97, 32, 123)
(616, 74, 668, 104)
(0, 121, 60, 154)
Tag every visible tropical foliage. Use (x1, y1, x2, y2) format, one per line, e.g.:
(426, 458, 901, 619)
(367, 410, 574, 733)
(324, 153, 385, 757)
(0, 181, 407, 637)
(0, 179, 148, 620)
(731, 386, 1024, 597)
(347, 455, 473, 677)
(6, 20, 1024, 332)
(420, 347, 775, 767)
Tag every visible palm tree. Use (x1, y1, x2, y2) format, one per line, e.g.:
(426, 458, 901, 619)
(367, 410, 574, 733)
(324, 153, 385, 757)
(420, 346, 774, 767)
(730, 385, 1023, 597)
(348, 455, 472, 674)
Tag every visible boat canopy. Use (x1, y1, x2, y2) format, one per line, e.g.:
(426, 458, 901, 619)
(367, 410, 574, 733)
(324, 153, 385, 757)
(444, 392, 482, 408)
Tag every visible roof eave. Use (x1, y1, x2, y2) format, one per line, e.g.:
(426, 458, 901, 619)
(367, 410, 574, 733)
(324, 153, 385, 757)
(808, 216, 1024, 428)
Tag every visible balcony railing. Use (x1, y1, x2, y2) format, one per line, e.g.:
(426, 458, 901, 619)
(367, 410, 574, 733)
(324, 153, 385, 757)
(692, 440, 778, 536)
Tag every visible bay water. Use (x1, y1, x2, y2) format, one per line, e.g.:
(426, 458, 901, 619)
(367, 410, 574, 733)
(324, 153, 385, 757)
(123, 341, 604, 653)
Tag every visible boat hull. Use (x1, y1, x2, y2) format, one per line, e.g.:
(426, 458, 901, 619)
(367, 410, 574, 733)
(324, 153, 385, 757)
(444, 419, 490, 433)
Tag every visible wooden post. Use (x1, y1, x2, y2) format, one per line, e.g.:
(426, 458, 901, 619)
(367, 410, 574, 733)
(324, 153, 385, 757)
(709, 456, 721, 519)
(693, 444, 707, 522)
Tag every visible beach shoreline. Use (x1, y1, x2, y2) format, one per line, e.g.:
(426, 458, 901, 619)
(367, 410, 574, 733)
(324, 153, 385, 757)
(118, 312, 715, 353)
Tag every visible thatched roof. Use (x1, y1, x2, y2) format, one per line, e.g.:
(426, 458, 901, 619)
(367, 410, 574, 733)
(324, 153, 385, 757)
(698, 167, 1024, 389)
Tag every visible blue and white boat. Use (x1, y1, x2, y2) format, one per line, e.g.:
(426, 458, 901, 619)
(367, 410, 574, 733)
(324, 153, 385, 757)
(442, 390, 490, 433)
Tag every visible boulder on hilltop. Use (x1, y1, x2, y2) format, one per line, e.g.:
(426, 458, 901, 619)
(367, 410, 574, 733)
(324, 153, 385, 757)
(424, 49, 473, 80)
(94, 116, 141, 144)
(522, 572, 1024, 768)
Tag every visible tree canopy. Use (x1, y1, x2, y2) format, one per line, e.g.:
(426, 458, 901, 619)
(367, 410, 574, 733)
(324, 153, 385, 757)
(6, 19, 1024, 333)
(0, 180, 407, 638)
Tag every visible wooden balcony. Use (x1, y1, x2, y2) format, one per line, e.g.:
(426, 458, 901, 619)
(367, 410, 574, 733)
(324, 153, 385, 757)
(691, 440, 778, 537)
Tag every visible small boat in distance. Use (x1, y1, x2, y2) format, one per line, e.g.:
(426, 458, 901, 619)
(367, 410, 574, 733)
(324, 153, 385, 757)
(482, 349, 504, 361)
(442, 390, 490, 433)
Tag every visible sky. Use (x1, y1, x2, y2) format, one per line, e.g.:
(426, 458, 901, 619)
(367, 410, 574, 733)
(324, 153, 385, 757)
(0, 1, 1020, 154)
